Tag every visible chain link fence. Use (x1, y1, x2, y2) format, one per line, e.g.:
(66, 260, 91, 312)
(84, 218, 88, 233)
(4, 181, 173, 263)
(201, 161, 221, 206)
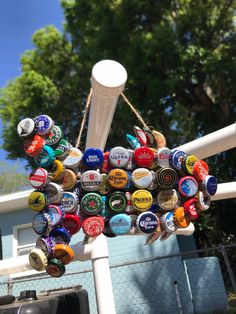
(0, 243, 235, 313)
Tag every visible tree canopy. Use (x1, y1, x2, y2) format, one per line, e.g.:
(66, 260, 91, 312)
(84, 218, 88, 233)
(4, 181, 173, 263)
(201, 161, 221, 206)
(0, 0, 236, 246)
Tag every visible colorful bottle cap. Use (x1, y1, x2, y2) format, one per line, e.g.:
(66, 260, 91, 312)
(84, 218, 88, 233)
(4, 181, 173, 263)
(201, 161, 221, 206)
(101, 152, 111, 173)
(143, 127, 155, 147)
(45, 125, 62, 146)
(161, 212, 177, 233)
(174, 207, 190, 228)
(109, 146, 129, 168)
(125, 149, 136, 170)
(136, 212, 159, 234)
(54, 139, 72, 159)
(126, 134, 141, 150)
(134, 126, 147, 146)
(157, 189, 179, 211)
(34, 145, 55, 168)
(45, 205, 64, 227)
(124, 191, 136, 214)
(17, 118, 36, 138)
(131, 189, 153, 212)
(60, 192, 78, 214)
(82, 216, 105, 237)
(50, 160, 65, 181)
(82, 148, 104, 168)
(62, 169, 77, 190)
(98, 173, 112, 195)
(196, 191, 211, 211)
(63, 214, 81, 235)
(183, 198, 199, 220)
(152, 130, 166, 148)
(36, 236, 54, 257)
(169, 150, 187, 171)
(49, 227, 71, 244)
(178, 176, 198, 197)
(29, 248, 48, 271)
(193, 160, 209, 181)
(46, 258, 65, 277)
(28, 191, 48, 212)
(185, 155, 198, 175)
(24, 134, 45, 157)
(34, 114, 54, 135)
(63, 147, 83, 169)
(155, 167, 178, 189)
(32, 212, 52, 235)
(29, 167, 50, 189)
(131, 168, 153, 189)
(109, 213, 132, 235)
(108, 168, 128, 189)
(44, 182, 63, 203)
(53, 244, 75, 265)
(108, 191, 127, 213)
(202, 175, 217, 196)
(157, 147, 171, 167)
(81, 193, 103, 216)
(134, 147, 154, 167)
(81, 170, 102, 191)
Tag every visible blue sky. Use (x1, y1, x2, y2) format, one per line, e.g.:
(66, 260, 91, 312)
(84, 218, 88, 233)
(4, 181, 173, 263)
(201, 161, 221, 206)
(0, 0, 64, 166)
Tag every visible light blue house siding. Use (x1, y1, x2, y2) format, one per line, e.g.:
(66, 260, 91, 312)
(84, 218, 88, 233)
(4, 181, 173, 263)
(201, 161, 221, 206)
(0, 207, 229, 313)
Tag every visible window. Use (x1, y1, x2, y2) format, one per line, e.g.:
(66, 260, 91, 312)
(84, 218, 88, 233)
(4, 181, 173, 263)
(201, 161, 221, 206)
(13, 223, 38, 257)
(11, 223, 43, 278)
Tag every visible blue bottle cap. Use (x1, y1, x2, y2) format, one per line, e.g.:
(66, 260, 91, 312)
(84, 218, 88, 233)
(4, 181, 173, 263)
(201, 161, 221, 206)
(32, 213, 52, 235)
(60, 192, 78, 214)
(202, 175, 217, 196)
(35, 115, 54, 135)
(170, 150, 187, 171)
(49, 227, 71, 244)
(109, 213, 131, 235)
(82, 148, 104, 168)
(136, 212, 159, 234)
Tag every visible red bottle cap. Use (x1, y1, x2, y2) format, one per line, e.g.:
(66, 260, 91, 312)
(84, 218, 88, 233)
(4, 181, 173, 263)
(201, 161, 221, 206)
(184, 198, 199, 220)
(134, 147, 154, 167)
(193, 160, 209, 181)
(24, 134, 45, 157)
(82, 216, 105, 237)
(63, 214, 81, 235)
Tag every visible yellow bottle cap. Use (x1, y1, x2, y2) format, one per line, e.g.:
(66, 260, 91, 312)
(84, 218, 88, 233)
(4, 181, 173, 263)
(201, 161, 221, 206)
(28, 191, 47, 212)
(185, 155, 198, 175)
(108, 169, 128, 189)
(53, 244, 75, 265)
(131, 189, 153, 212)
(174, 207, 190, 228)
(62, 169, 77, 190)
(50, 160, 64, 181)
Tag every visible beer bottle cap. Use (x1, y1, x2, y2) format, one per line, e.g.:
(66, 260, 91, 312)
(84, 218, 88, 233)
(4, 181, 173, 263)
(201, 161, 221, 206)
(155, 167, 178, 189)
(46, 258, 65, 277)
(63, 214, 81, 235)
(157, 189, 179, 211)
(45, 205, 64, 227)
(157, 147, 171, 167)
(131, 189, 153, 211)
(136, 212, 159, 234)
(202, 175, 217, 196)
(108, 169, 128, 189)
(44, 182, 63, 204)
(49, 227, 71, 244)
(60, 192, 78, 214)
(174, 207, 190, 228)
(53, 244, 75, 265)
(185, 155, 198, 175)
(82, 148, 104, 168)
(29, 167, 49, 189)
(81, 170, 102, 191)
(36, 236, 54, 257)
(34, 115, 54, 135)
(45, 125, 62, 146)
(131, 168, 153, 189)
(49, 160, 65, 181)
(193, 160, 209, 181)
(28, 191, 48, 212)
(29, 248, 48, 271)
(134, 147, 154, 168)
(178, 176, 198, 197)
(183, 198, 199, 220)
(109, 146, 129, 168)
(24, 134, 45, 157)
(81, 193, 103, 216)
(32, 212, 52, 236)
(169, 150, 187, 171)
(109, 213, 132, 235)
(54, 139, 72, 159)
(161, 212, 177, 233)
(82, 216, 105, 237)
(108, 191, 127, 213)
(195, 191, 211, 211)
(62, 169, 77, 190)
(152, 130, 166, 148)
(17, 118, 36, 138)
(63, 147, 83, 169)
